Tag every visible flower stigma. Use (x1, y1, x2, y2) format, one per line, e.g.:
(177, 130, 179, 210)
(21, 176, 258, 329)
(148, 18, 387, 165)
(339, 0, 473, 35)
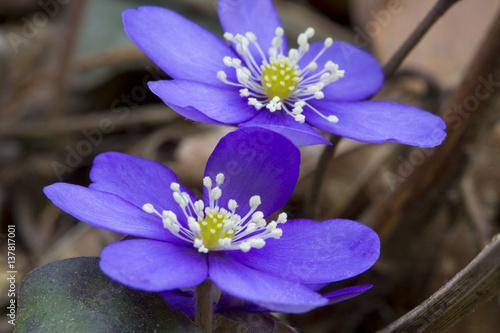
(142, 173, 287, 253)
(217, 27, 344, 124)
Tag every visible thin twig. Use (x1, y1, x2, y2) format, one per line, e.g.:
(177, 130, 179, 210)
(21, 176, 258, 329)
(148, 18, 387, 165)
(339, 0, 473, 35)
(383, 0, 461, 79)
(306, 134, 341, 219)
(376, 233, 500, 333)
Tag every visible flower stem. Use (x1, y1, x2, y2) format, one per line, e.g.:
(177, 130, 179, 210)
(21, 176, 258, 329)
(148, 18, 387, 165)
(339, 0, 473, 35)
(195, 279, 214, 333)
(383, 0, 461, 80)
(306, 134, 342, 219)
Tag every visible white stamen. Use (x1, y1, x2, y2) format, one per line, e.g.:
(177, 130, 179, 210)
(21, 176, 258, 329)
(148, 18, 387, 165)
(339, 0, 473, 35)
(188, 217, 201, 233)
(216, 173, 225, 185)
(266, 221, 277, 231)
(314, 91, 324, 99)
(142, 203, 155, 214)
(288, 48, 299, 62)
(203, 176, 212, 188)
(297, 33, 308, 46)
(266, 96, 282, 112)
(216, 26, 344, 124)
(223, 56, 233, 67)
(307, 62, 317, 71)
(328, 115, 339, 123)
(252, 211, 264, 220)
(232, 58, 242, 67)
(248, 98, 263, 109)
(295, 114, 305, 123)
(277, 212, 287, 223)
(173, 192, 185, 207)
(217, 71, 227, 81)
(250, 195, 261, 208)
(142, 175, 287, 253)
(270, 228, 282, 238)
(246, 223, 256, 233)
(240, 242, 251, 252)
(245, 32, 257, 43)
(219, 238, 231, 246)
(250, 238, 266, 248)
(305, 27, 315, 38)
(194, 200, 204, 213)
(228, 199, 238, 212)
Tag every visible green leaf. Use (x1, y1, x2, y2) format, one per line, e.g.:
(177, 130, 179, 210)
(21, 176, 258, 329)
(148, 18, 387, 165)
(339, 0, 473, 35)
(15, 256, 202, 333)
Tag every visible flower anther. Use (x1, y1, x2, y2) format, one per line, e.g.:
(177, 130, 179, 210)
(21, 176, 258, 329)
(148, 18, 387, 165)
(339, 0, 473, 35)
(218, 27, 344, 124)
(142, 173, 287, 253)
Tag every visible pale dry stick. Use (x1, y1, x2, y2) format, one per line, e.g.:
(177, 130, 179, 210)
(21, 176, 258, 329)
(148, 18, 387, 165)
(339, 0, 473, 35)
(461, 176, 493, 247)
(307, 0, 460, 219)
(376, 233, 500, 333)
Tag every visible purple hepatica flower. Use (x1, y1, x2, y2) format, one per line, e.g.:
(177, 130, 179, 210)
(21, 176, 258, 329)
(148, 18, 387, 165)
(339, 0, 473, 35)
(43, 128, 380, 313)
(122, 0, 446, 147)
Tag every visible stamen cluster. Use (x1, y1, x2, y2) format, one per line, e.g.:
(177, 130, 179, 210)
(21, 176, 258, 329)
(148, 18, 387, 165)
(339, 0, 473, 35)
(217, 27, 345, 124)
(143, 173, 287, 253)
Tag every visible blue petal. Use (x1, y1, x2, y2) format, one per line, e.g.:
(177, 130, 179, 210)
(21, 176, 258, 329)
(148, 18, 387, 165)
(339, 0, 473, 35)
(160, 290, 196, 317)
(305, 100, 447, 147)
(123, 6, 237, 87)
(89, 152, 197, 228)
(217, 292, 269, 312)
(208, 252, 328, 313)
(218, 0, 286, 63)
(227, 219, 380, 284)
(43, 183, 184, 244)
(100, 239, 208, 291)
(148, 80, 257, 124)
(324, 285, 373, 305)
(203, 128, 300, 218)
(298, 41, 384, 101)
(239, 110, 331, 146)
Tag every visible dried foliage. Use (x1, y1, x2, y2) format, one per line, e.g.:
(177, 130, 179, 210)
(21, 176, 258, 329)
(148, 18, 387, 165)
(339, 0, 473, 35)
(1, 0, 499, 332)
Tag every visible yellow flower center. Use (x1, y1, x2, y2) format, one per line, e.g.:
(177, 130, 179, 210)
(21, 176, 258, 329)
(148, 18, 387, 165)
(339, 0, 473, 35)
(197, 207, 235, 250)
(261, 57, 301, 100)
